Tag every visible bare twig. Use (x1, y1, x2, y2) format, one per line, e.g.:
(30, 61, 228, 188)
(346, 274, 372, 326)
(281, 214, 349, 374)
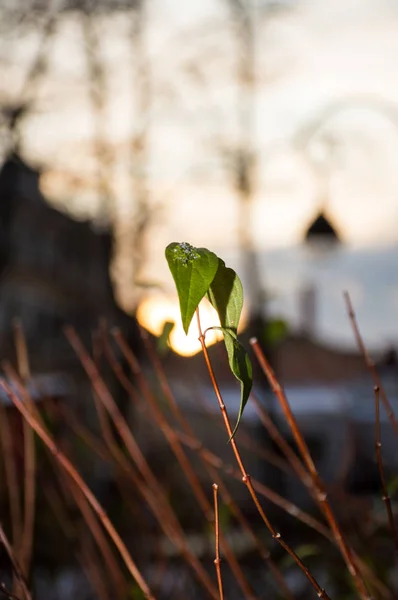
(250, 337, 371, 600)
(65, 326, 219, 600)
(4, 359, 128, 600)
(195, 388, 297, 480)
(175, 429, 391, 599)
(0, 525, 31, 600)
(79, 535, 111, 600)
(0, 379, 156, 600)
(12, 321, 36, 585)
(69, 479, 128, 597)
(44, 483, 112, 600)
(344, 291, 398, 436)
(62, 397, 219, 598)
(129, 0, 151, 285)
(0, 582, 22, 600)
(197, 309, 329, 599)
(136, 326, 294, 599)
(60, 376, 389, 599)
(213, 484, 224, 600)
(251, 393, 311, 489)
(0, 403, 22, 554)
(112, 327, 257, 600)
(374, 386, 398, 555)
(82, 6, 114, 217)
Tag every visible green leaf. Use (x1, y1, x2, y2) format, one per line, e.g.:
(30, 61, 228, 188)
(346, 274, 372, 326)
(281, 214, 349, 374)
(215, 327, 253, 441)
(388, 475, 398, 497)
(129, 585, 146, 599)
(263, 318, 288, 345)
(165, 242, 252, 439)
(207, 259, 243, 335)
(280, 544, 320, 571)
(165, 242, 219, 334)
(157, 320, 175, 356)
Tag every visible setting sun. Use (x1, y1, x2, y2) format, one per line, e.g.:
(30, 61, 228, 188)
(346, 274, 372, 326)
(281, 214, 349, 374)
(136, 294, 248, 357)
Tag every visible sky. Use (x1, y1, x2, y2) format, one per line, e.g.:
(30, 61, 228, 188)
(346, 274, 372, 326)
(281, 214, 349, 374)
(1, 0, 398, 344)
(0, 0, 398, 248)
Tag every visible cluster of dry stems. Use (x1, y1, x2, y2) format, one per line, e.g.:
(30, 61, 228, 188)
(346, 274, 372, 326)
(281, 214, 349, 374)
(0, 293, 397, 600)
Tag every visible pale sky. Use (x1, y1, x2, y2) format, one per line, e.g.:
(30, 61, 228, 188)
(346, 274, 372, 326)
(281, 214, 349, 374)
(1, 0, 398, 311)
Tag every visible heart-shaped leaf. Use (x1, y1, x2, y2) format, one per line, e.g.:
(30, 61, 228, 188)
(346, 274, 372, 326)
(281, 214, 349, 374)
(207, 259, 243, 335)
(165, 243, 219, 334)
(166, 242, 253, 439)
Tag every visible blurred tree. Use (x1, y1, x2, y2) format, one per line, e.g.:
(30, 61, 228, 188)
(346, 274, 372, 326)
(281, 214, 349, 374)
(129, 0, 151, 293)
(227, 0, 261, 323)
(0, 0, 302, 317)
(82, 0, 115, 219)
(222, 0, 298, 326)
(0, 0, 153, 311)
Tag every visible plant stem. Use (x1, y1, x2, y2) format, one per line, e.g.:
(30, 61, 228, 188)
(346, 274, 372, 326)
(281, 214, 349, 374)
(0, 379, 156, 600)
(374, 386, 398, 555)
(0, 403, 22, 557)
(66, 326, 219, 600)
(251, 393, 311, 488)
(250, 337, 372, 600)
(138, 327, 293, 599)
(213, 484, 224, 600)
(111, 328, 256, 600)
(344, 291, 398, 437)
(4, 361, 129, 599)
(0, 582, 23, 600)
(175, 430, 391, 599)
(12, 320, 36, 588)
(0, 524, 31, 600)
(196, 308, 329, 599)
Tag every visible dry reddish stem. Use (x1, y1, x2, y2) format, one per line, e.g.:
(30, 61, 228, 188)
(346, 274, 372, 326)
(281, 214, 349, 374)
(79, 535, 112, 600)
(62, 398, 219, 600)
(4, 362, 128, 599)
(65, 326, 219, 600)
(251, 394, 311, 488)
(137, 328, 293, 599)
(374, 386, 398, 555)
(196, 309, 329, 600)
(44, 482, 114, 600)
(195, 389, 297, 480)
(112, 327, 258, 600)
(176, 429, 392, 599)
(0, 402, 22, 554)
(12, 322, 36, 586)
(344, 292, 398, 437)
(0, 379, 155, 600)
(60, 376, 387, 600)
(250, 337, 371, 600)
(213, 484, 224, 600)
(0, 582, 22, 600)
(0, 524, 31, 600)
(68, 480, 128, 596)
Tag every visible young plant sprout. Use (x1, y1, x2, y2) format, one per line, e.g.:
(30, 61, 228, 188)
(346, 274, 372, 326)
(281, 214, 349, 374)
(166, 242, 334, 599)
(165, 242, 252, 440)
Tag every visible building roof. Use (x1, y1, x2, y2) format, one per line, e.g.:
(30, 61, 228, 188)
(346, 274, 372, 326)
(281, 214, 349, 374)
(159, 331, 370, 388)
(272, 333, 366, 385)
(304, 211, 341, 244)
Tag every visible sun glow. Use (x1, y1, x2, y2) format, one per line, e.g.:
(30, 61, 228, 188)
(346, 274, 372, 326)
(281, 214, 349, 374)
(137, 294, 247, 357)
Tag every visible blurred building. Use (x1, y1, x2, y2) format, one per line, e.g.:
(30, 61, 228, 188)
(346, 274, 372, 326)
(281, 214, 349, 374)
(304, 209, 341, 247)
(0, 153, 137, 375)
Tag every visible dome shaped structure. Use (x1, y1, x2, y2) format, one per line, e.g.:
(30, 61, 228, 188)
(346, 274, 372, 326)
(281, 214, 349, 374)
(304, 210, 341, 245)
